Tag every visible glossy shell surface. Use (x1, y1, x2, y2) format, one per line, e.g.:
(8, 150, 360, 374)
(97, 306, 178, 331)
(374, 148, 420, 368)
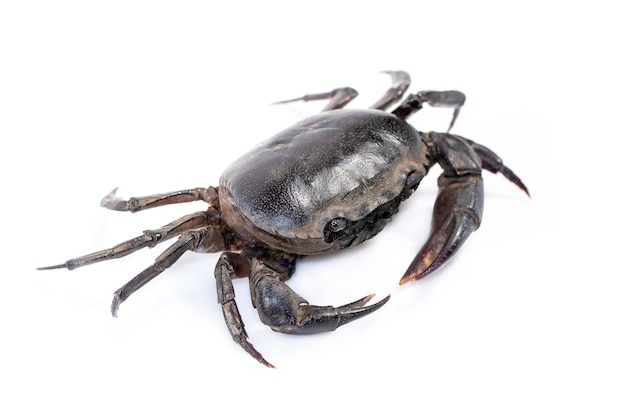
(219, 109, 428, 254)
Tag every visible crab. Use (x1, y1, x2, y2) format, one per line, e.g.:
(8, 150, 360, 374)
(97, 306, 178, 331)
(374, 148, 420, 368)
(39, 71, 529, 367)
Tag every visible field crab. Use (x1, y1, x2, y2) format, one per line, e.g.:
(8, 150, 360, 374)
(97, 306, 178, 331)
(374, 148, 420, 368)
(39, 71, 529, 367)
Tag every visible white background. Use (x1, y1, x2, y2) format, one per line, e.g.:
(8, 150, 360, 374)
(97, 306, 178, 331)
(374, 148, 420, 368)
(2, 1, 624, 416)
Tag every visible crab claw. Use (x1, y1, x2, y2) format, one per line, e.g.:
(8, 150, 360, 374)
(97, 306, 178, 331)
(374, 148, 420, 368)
(399, 207, 479, 284)
(293, 294, 391, 334)
(400, 175, 483, 284)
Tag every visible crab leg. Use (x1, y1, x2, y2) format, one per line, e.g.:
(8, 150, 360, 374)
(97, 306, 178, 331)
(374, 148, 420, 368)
(369, 71, 411, 110)
(273, 87, 359, 111)
(214, 252, 390, 368)
(464, 138, 530, 197)
(401, 131, 528, 284)
(101, 186, 218, 213)
(38, 210, 216, 271)
(392, 90, 466, 132)
(215, 252, 274, 368)
(111, 225, 228, 316)
(274, 71, 412, 113)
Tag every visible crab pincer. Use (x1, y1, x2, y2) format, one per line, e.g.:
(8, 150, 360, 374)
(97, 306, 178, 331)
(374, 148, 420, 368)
(400, 133, 529, 284)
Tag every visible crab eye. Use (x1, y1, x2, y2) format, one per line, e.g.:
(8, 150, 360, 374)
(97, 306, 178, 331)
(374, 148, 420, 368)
(405, 170, 423, 190)
(328, 217, 348, 232)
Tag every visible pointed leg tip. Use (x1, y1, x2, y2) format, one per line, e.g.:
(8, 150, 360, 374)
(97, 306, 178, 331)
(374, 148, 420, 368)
(254, 351, 275, 369)
(379, 70, 396, 77)
(111, 293, 122, 317)
(512, 177, 530, 198)
(36, 264, 66, 271)
(102, 187, 119, 198)
(239, 340, 275, 368)
(379, 70, 409, 78)
(100, 187, 126, 209)
(271, 97, 301, 106)
(499, 165, 531, 198)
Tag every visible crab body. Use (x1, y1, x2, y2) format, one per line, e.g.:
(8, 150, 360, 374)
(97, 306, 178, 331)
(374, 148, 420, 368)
(39, 71, 529, 367)
(220, 109, 428, 255)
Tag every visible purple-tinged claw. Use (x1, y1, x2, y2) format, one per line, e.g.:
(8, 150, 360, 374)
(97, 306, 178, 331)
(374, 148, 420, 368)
(400, 208, 478, 285)
(401, 173, 483, 285)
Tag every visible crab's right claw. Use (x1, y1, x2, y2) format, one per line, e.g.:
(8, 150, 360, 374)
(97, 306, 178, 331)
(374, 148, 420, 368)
(400, 175, 483, 284)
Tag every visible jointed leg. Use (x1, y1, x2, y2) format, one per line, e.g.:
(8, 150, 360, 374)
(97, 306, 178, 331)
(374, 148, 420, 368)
(392, 90, 466, 132)
(273, 71, 412, 112)
(214, 252, 274, 367)
(273, 87, 358, 111)
(464, 138, 530, 197)
(102, 186, 219, 212)
(111, 226, 226, 316)
(214, 249, 390, 367)
(38, 209, 218, 270)
(369, 71, 411, 110)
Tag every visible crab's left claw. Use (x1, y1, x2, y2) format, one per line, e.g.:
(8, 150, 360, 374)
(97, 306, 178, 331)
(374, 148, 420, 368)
(400, 175, 483, 284)
(400, 132, 528, 284)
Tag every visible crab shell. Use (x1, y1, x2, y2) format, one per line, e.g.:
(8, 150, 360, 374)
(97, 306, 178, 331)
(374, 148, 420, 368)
(219, 109, 429, 255)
